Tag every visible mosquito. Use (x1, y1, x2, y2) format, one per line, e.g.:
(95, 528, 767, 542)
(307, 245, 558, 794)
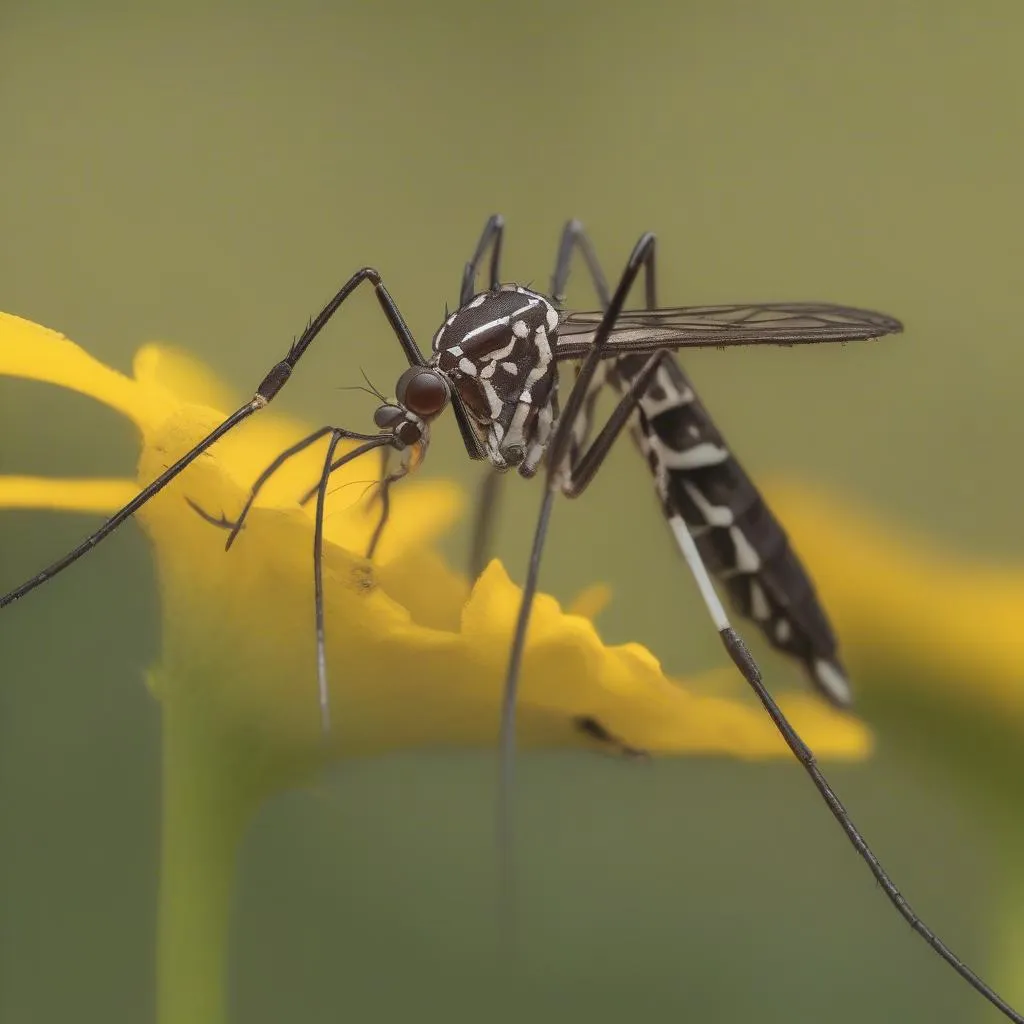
(2, 216, 1018, 1022)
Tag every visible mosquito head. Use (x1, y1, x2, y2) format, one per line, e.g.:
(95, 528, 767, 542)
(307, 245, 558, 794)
(372, 365, 451, 447)
(429, 285, 561, 475)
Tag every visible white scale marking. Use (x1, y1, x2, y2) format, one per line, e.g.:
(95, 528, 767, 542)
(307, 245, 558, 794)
(461, 300, 538, 346)
(501, 323, 554, 462)
(524, 397, 555, 475)
(636, 365, 695, 419)
(487, 335, 518, 362)
(681, 479, 733, 527)
(501, 362, 518, 374)
(481, 378, 503, 418)
(730, 527, 761, 573)
(814, 659, 852, 704)
(432, 312, 459, 349)
(749, 581, 771, 621)
(659, 442, 730, 470)
(458, 357, 477, 377)
(669, 515, 730, 632)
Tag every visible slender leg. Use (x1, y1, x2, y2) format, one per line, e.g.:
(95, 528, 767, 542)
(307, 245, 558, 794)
(364, 446, 395, 561)
(312, 430, 347, 734)
(550, 218, 611, 308)
(365, 460, 418, 562)
(1, 268, 427, 609)
(495, 232, 658, 930)
(461, 215, 507, 578)
(685, 519, 1024, 1022)
(460, 214, 505, 304)
(543, 233, 657, 478)
(466, 468, 503, 582)
(187, 430, 392, 548)
(309, 435, 393, 732)
(550, 220, 658, 461)
(221, 427, 384, 549)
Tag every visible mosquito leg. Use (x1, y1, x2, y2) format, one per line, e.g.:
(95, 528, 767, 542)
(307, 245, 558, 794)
(454, 216, 508, 578)
(219, 426, 385, 549)
(676, 500, 1024, 1024)
(559, 354, 665, 497)
(460, 214, 505, 304)
(311, 430, 347, 734)
(365, 477, 393, 562)
(184, 499, 237, 532)
(499, 347, 664, 779)
(551, 218, 611, 308)
(288, 432, 392, 733)
(544, 233, 657, 477)
(465, 469, 503, 582)
(548, 221, 659, 463)
(364, 449, 415, 562)
(551, 218, 658, 312)
(499, 230, 659, 744)
(362, 446, 394, 561)
(0, 268, 428, 609)
(495, 234, 659, 930)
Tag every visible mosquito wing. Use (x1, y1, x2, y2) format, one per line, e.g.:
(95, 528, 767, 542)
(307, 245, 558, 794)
(555, 302, 903, 359)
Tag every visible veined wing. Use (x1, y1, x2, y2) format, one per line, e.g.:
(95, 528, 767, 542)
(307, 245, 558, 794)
(555, 302, 903, 358)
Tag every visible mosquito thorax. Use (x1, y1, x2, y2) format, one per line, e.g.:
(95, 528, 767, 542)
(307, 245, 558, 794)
(429, 284, 561, 474)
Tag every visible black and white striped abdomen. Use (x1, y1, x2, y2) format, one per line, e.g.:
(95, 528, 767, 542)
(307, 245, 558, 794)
(612, 352, 851, 707)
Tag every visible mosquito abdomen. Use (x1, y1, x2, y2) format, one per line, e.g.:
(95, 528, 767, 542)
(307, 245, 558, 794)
(615, 352, 851, 707)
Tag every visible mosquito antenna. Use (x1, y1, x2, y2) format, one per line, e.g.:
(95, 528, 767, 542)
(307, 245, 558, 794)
(359, 368, 389, 403)
(336, 369, 389, 405)
(336, 384, 385, 402)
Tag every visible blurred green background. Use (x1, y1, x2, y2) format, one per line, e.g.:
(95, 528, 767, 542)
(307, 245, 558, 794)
(2, 1, 1023, 1021)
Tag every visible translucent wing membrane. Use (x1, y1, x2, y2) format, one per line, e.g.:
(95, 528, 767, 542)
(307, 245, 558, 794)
(555, 302, 903, 358)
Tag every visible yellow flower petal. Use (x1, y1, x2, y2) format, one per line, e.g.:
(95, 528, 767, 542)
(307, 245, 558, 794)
(567, 582, 613, 621)
(456, 560, 871, 758)
(0, 312, 165, 428)
(0, 476, 136, 513)
(133, 343, 239, 414)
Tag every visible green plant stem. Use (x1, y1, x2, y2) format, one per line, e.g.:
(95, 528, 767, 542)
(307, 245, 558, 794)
(157, 700, 259, 1024)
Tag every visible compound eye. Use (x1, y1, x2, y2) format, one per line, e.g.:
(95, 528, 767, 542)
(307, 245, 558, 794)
(373, 404, 404, 429)
(397, 421, 422, 446)
(395, 367, 449, 418)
